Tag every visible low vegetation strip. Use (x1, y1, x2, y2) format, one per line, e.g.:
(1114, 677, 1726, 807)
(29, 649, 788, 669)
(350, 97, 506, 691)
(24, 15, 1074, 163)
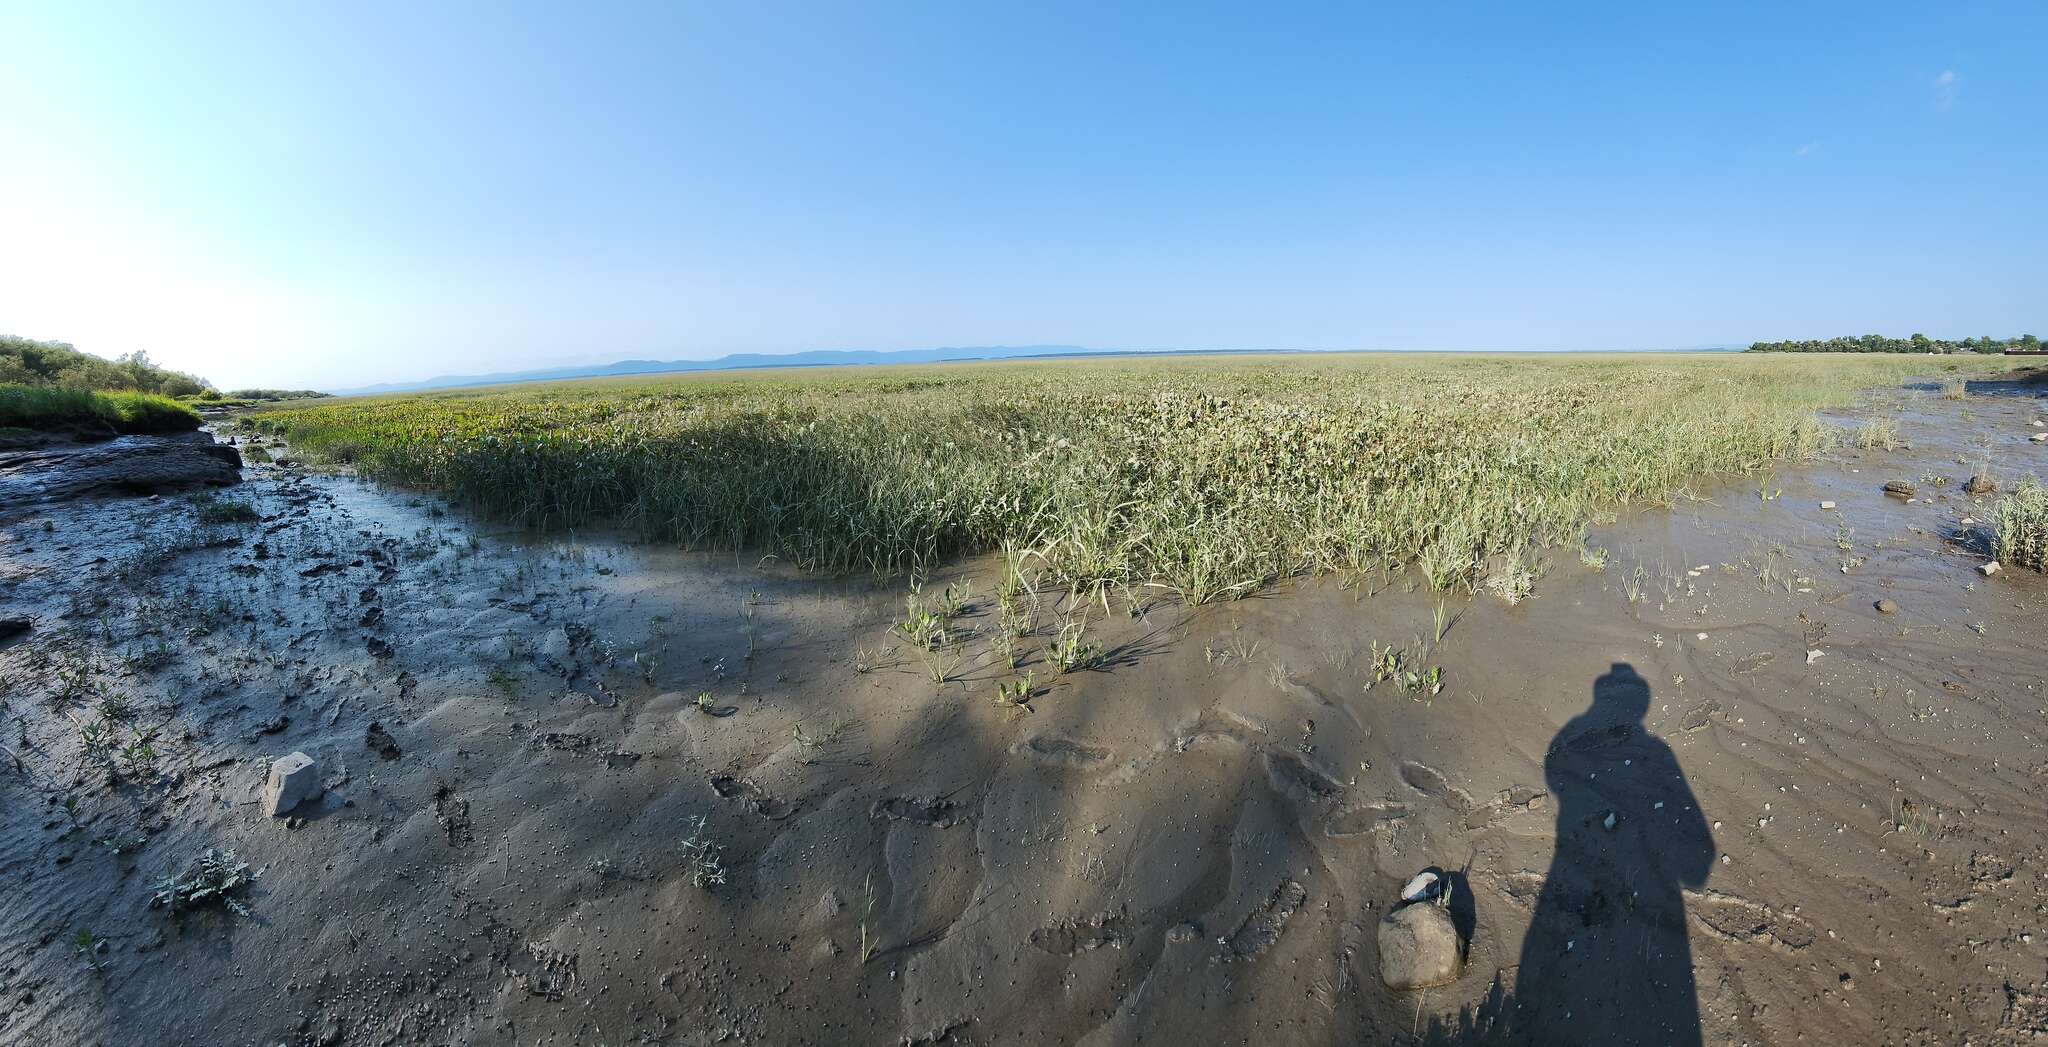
(250, 353, 2005, 598)
(0, 385, 202, 434)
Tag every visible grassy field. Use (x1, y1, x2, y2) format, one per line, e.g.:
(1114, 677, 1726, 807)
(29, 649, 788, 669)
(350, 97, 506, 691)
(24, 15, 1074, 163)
(0, 385, 202, 434)
(248, 353, 2008, 598)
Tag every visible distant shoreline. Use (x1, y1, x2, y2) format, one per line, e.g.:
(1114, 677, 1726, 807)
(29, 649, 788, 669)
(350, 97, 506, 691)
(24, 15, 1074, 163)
(330, 344, 1745, 396)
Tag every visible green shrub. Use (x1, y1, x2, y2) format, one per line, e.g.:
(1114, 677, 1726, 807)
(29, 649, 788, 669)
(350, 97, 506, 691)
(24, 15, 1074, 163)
(0, 385, 202, 434)
(1993, 478, 2048, 572)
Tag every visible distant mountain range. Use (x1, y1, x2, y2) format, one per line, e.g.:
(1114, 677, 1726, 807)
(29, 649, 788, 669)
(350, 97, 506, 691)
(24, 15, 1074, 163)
(329, 343, 1745, 396)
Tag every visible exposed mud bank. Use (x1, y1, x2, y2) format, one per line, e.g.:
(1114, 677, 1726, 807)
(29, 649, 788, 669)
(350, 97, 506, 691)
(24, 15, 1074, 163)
(0, 432, 242, 505)
(1, 381, 2045, 1046)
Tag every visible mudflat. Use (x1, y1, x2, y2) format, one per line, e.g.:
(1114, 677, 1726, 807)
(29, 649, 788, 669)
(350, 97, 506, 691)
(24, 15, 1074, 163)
(2, 373, 2046, 1046)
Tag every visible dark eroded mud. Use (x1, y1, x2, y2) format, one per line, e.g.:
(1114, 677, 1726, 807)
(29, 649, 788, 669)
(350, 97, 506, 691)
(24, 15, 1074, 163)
(2, 380, 2046, 1046)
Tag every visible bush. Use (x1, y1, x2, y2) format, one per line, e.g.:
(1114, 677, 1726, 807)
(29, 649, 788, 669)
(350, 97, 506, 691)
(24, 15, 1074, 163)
(0, 335, 214, 395)
(0, 385, 203, 434)
(1993, 478, 2048, 573)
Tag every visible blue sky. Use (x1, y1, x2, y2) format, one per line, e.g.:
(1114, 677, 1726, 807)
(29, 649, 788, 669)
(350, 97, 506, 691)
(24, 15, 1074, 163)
(2, 2, 2042, 389)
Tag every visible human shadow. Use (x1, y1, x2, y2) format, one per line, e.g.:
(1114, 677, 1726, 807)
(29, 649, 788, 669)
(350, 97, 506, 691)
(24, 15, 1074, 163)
(1507, 663, 1715, 1046)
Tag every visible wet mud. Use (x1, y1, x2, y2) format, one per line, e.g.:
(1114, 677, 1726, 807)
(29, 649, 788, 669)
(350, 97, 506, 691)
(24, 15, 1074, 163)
(2, 377, 2046, 1045)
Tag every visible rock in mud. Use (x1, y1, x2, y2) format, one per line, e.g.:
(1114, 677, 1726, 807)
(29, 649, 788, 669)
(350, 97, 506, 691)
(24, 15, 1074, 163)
(1401, 870, 1442, 903)
(1378, 902, 1462, 990)
(263, 751, 322, 817)
(1875, 598, 1899, 615)
(0, 434, 241, 504)
(1965, 474, 1997, 495)
(1882, 480, 1916, 498)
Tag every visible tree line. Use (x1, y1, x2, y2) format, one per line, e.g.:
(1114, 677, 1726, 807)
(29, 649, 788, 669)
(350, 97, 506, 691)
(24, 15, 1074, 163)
(1, 335, 215, 395)
(1747, 333, 2043, 354)
(1, 335, 330, 401)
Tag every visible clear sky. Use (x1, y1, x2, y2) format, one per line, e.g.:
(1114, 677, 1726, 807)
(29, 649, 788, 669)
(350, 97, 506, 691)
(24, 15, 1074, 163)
(2, 3, 2042, 390)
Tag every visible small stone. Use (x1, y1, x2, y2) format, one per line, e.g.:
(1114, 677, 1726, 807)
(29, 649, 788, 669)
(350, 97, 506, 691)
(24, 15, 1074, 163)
(263, 751, 322, 817)
(1602, 811, 1618, 831)
(1806, 649, 1824, 664)
(2032, 433, 2048, 443)
(1819, 500, 1837, 510)
(1882, 480, 1915, 498)
(1377, 903, 1462, 990)
(1980, 562, 2001, 576)
(1964, 474, 1996, 495)
(1875, 599, 1898, 615)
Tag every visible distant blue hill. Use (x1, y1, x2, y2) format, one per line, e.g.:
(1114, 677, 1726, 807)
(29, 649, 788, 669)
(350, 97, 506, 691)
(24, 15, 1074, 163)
(334, 345, 1253, 394)
(329, 343, 1744, 396)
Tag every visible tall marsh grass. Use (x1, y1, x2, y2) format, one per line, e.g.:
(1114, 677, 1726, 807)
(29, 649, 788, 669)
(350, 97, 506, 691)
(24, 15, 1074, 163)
(1993, 478, 2048, 573)
(0, 385, 201, 434)
(250, 354, 2002, 598)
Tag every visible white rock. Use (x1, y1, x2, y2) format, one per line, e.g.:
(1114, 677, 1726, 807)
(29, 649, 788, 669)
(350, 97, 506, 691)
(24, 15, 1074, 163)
(263, 751, 322, 817)
(1806, 649, 1824, 664)
(1602, 811, 1618, 831)
(1981, 562, 2001, 576)
(2032, 433, 2048, 443)
(1819, 501, 1837, 510)
(1400, 871, 1441, 903)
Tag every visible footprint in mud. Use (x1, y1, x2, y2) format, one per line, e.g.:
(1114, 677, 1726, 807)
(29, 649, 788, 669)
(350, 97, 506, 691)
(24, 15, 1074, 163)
(710, 775, 795, 820)
(1030, 909, 1132, 955)
(1729, 651, 1775, 676)
(1685, 890, 1816, 951)
(1398, 761, 1477, 816)
(505, 941, 578, 1000)
(365, 721, 402, 760)
(1013, 732, 1112, 771)
(1264, 749, 1344, 802)
(531, 731, 643, 770)
(1323, 801, 1411, 838)
(1171, 707, 1268, 753)
(1227, 879, 1307, 959)
(1463, 784, 1548, 828)
(1679, 699, 1722, 732)
(432, 785, 473, 847)
(1555, 723, 1636, 754)
(871, 795, 965, 828)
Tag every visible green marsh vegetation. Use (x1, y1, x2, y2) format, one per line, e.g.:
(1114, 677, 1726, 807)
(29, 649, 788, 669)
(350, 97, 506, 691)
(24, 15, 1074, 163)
(249, 353, 2010, 600)
(0, 385, 202, 434)
(1993, 478, 2048, 573)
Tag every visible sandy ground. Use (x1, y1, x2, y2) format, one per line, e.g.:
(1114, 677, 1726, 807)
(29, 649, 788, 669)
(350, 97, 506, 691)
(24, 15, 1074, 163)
(3, 376, 2047, 1046)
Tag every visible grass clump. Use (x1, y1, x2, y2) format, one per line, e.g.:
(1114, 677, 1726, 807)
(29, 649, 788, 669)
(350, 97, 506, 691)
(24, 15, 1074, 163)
(251, 354, 2004, 597)
(189, 493, 261, 524)
(0, 385, 201, 434)
(1992, 477, 2048, 572)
